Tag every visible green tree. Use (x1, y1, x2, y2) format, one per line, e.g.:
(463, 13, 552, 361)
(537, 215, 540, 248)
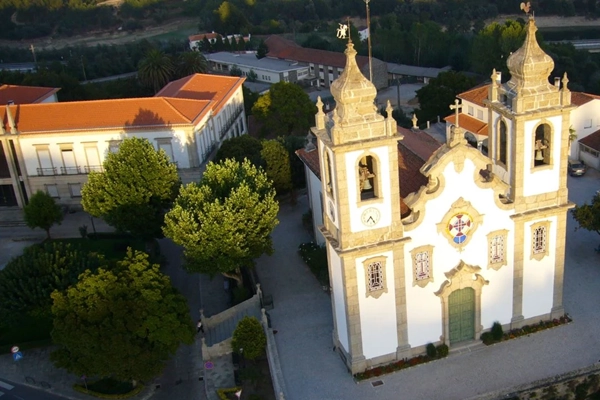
(571, 193, 600, 248)
(247, 69, 258, 82)
(230, 64, 243, 76)
(23, 191, 63, 239)
(215, 135, 264, 167)
(176, 51, 208, 79)
(231, 316, 266, 361)
(0, 242, 103, 320)
(81, 137, 180, 240)
(252, 82, 316, 137)
(163, 159, 279, 286)
(261, 139, 292, 194)
(51, 249, 194, 384)
(242, 85, 260, 116)
(415, 71, 476, 124)
(137, 49, 175, 93)
(256, 39, 269, 59)
(213, 1, 249, 33)
(470, 20, 527, 76)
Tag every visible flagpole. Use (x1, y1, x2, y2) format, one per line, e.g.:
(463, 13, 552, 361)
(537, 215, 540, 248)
(364, 0, 373, 82)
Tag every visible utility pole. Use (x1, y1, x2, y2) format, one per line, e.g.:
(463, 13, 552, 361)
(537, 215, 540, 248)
(364, 0, 373, 82)
(29, 44, 37, 65)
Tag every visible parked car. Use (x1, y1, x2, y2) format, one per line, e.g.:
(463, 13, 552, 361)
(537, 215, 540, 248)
(567, 160, 586, 176)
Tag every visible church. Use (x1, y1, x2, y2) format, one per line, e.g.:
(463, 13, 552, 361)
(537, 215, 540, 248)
(296, 16, 573, 374)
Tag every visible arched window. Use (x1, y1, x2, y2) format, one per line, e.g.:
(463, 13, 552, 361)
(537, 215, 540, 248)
(534, 123, 551, 167)
(324, 151, 333, 198)
(358, 155, 379, 201)
(499, 120, 507, 166)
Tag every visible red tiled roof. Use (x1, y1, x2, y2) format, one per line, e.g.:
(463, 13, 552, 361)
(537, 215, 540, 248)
(1, 97, 212, 133)
(265, 35, 370, 69)
(579, 128, 600, 151)
(571, 91, 600, 106)
(189, 32, 220, 41)
(444, 114, 488, 136)
(156, 74, 244, 114)
(0, 84, 59, 105)
(458, 84, 489, 107)
(296, 146, 320, 178)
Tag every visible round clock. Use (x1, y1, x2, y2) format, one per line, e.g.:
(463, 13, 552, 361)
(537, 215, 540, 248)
(361, 207, 380, 227)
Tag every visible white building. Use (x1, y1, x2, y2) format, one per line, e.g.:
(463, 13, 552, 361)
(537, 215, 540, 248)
(0, 74, 247, 208)
(297, 17, 571, 374)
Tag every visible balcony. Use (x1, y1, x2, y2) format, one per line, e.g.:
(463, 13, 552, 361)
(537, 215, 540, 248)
(37, 167, 58, 176)
(218, 106, 244, 140)
(61, 166, 82, 175)
(84, 165, 103, 173)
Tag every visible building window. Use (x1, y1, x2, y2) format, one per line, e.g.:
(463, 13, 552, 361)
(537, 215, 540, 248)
(84, 144, 102, 173)
(477, 109, 483, 120)
(156, 138, 175, 164)
(69, 183, 82, 197)
(580, 143, 600, 157)
(411, 245, 434, 287)
(534, 123, 552, 167)
(498, 120, 507, 166)
(108, 140, 122, 154)
(35, 145, 55, 176)
(363, 256, 388, 299)
(45, 184, 59, 198)
(358, 154, 379, 201)
(324, 150, 333, 198)
(60, 145, 79, 175)
(585, 119, 592, 128)
(468, 106, 474, 116)
(531, 221, 550, 261)
(487, 229, 508, 270)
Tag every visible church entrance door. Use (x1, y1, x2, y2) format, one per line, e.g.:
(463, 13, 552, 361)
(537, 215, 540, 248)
(448, 287, 475, 344)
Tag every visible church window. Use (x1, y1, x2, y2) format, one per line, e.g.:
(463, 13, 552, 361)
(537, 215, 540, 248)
(358, 155, 379, 201)
(499, 120, 507, 166)
(534, 123, 552, 167)
(324, 150, 333, 198)
(487, 229, 508, 270)
(362, 256, 388, 299)
(530, 221, 550, 261)
(411, 245, 434, 288)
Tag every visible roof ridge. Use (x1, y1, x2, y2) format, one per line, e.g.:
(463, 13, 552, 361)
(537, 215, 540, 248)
(160, 98, 193, 123)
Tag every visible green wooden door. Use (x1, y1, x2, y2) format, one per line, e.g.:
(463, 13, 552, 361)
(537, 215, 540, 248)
(448, 287, 475, 344)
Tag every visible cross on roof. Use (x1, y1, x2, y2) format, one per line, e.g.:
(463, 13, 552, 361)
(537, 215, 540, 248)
(449, 99, 462, 127)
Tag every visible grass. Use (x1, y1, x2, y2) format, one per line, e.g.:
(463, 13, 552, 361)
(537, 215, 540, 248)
(148, 20, 198, 42)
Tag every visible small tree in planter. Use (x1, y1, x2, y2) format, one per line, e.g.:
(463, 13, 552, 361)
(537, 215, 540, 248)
(23, 191, 63, 239)
(231, 316, 266, 362)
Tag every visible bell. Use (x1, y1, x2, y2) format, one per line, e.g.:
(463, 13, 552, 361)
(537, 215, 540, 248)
(535, 149, 544, 161)
(362, 179, 373, 190)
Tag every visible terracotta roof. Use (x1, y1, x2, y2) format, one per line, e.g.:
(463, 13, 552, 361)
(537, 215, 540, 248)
(571, 92, 600, 106)
(1, 97, 212, 133)
(296, 146, 320, 179)
(156, 74, 244, 114)
(265, 35, 371, 69)
(444, 114, 488, 136)
(0, 84, 60, 105)
(458, 84, 489, 107)
(579, 128, 600, 151)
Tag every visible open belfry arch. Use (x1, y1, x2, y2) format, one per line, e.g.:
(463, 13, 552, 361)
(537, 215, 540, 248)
(306, 15, 573, 375)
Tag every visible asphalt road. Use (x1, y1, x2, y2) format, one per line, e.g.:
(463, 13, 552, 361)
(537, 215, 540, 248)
(0, 378, 68, 400)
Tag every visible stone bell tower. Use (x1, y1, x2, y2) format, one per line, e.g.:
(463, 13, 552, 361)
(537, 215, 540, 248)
(485, 16, 574, 325)
(311, 38, 409, 374)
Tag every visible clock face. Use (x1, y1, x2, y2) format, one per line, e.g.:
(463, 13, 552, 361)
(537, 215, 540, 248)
(361, 207, 380, 227)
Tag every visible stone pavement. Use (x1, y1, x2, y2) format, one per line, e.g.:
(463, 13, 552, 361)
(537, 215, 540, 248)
(255, 183, 600, 400)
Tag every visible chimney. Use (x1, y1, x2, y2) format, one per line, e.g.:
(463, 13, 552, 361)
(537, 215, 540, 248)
(7, 100, 14, 105)
(554, 77, 561, 88)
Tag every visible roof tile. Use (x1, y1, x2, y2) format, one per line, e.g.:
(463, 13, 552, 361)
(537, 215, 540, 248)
(0, 84, 60, 105)
(458, 84, 489, 107)
(579, 128, 600, 151)
(444, 114, 488, 136)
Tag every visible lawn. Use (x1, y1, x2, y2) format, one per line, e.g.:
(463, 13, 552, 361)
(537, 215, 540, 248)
(0, 233, 148, 354)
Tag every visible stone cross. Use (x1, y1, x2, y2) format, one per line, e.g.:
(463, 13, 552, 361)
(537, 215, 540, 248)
(449, 99, 462, 127)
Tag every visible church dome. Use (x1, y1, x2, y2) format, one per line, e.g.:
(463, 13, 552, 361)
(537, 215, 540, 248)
(506, 17, 554, 90)
(330, 40, 378, 125)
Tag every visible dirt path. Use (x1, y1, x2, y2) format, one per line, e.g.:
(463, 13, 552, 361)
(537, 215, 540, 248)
(0, 16, 198, 50)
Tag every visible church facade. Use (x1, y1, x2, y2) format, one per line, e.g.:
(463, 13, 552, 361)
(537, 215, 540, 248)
(297, 17, 573, 374)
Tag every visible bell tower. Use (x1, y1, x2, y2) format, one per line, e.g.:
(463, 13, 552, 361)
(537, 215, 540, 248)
(485, 16, 574, 325)
(311, 39, 409, 374)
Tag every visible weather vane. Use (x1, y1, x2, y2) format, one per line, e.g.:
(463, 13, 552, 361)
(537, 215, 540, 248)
(336, 22, 348, 39)
(520, 2, 532, 16)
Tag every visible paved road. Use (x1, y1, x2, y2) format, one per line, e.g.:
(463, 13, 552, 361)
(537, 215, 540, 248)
(0, 378, 68, 400)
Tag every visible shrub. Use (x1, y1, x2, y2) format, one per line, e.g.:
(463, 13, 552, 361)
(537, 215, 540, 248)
(426, 343, 437, 358)
(480, 331, 494, 345)
(491, 321, 504, 341)
(436, 343, 449, 358)
(231, 316, 266, 361)
(216, 387, 242, 400)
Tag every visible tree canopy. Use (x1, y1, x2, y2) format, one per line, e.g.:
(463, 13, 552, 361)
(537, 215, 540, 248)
(23, 190, 63, 239)
(261, 139, 292, 195)
(50, 249, 194, 383)
(415, 71, 476, 124)
(252, 82, 316, 137)
(231, 316, 266, 361)
(214, 135, 264, 167)
(137, 49, 175, 93)
(571, 193, 600, 246)
(471, 20, 527, 76)
(163, 159, 279, 285)
(81, 137, 180, 240)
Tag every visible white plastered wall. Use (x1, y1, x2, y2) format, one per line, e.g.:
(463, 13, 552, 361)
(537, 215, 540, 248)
(328, 245, 349, 352)
(521, 216, 557, 319)
(355, 250, 398, 359)
(306, 166, 325, 245)
(405, 158, 514, 347)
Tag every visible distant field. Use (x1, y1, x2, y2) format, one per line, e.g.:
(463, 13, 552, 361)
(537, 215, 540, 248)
(148, 20, 198, 42)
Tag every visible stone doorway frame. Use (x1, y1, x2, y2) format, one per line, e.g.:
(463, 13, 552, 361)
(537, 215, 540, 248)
(435, 260, 489, 345)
